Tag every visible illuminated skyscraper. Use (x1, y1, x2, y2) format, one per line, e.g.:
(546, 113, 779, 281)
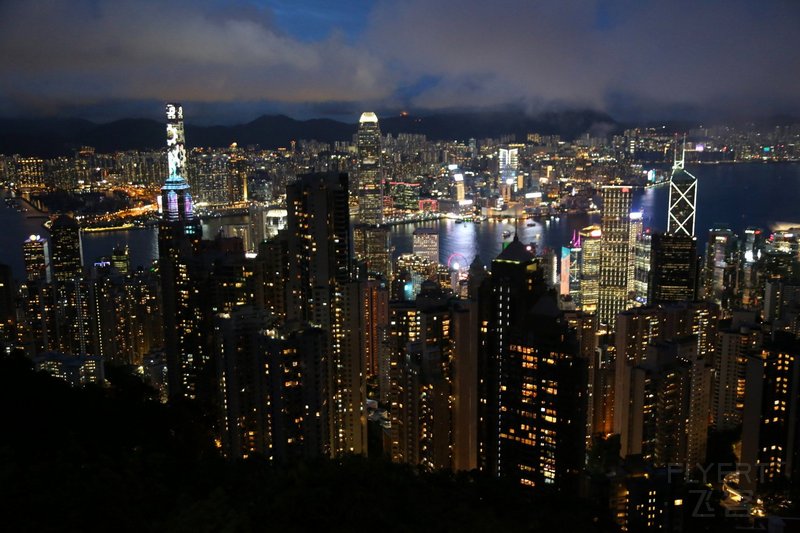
(286, 172, 365, 456)
(648, 140, 699, 305)
(627, 212, 644, 299)
(667, 140, 697, 237)
(412, 227, 439, 264)
(598, 186, 633, 328)
(49, 214, 91, 357)
(111, 245, 130, 276)
(486, 237, 586, 489)
(649, 233, 697, 303)
(23, 234, 49, 283)
(702, 226, 738, 310)
(50, 215, 82, 282)
(158, 103, 203, 400)
(498, 147, 519, 184)
(388, 284, 478, 471)
(713, 320, 760, 431)
(741, 332, 800, 489)
(578, 225, 602, 314)
(353, 225, 391, 280)
(21, 235, 54, 356)
(357, 112, 383, 225)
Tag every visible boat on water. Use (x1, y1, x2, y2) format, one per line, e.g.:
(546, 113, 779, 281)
(455, 218, 464, 224)
(526, 221, 535, 227)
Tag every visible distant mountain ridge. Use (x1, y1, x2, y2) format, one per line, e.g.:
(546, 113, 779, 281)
(0, 110, 618, 156)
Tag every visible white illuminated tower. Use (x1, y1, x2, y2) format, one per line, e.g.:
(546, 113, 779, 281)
(498, 147, 519, 184)
(667, 137, 697, 237)
(160, 103, 197, 225)
(357, 112, 383, 225)
(159, 103, 202, 400)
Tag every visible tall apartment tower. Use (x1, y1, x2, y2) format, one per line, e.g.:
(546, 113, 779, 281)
(50, 214, 91, 357)
(388, 285, 478, 471)
(740, 333, 800, 490)
(285, 172, 365, 456)
(215, 307, 331, 461)
(487, 237, 586, 489)
(598, 185, 633, 329)
(50, 215, 82, 282)
(158, 103, 203, 400)
(21, 235, 54, 356)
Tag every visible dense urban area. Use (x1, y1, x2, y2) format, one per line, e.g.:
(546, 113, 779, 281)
(3, 104, 800, 531)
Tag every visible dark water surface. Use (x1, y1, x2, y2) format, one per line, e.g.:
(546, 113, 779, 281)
(1, 162, 798, 280)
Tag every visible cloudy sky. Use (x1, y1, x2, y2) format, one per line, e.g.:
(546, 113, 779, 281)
(1, 0, 799, 123)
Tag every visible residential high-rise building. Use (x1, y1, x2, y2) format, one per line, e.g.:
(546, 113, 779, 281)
(215, 306, 331, 461)
(286, 172, 365, 456)
(388, 283, 478, 471)
(20, 235, 55, 356)
(740, 333, 800, 490)
(49, 214, 91, 357)
(614, 306, 664, 456)
(613, 302, 718, 473)
(253, 233, 289, 322)
(357, 112, 383, 225)
(486, 237, 586, 489)
(599, 186, 633, 329)
(713, 319, 761, 431)
(0, 263, 16, 345)
(286, 172, 351, 328)
(34, 351, 104, 386)
(50, 215, 82, 282)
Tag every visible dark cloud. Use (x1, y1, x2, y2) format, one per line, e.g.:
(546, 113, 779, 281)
(0, 0, 393, 116)
(367, 0, 800, 118)
(0, 0, 798, 122)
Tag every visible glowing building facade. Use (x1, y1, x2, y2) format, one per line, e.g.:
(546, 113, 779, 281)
(158, 103, 204, 400)
(357, 112, 383, 225)
(598, 186, 633, 329)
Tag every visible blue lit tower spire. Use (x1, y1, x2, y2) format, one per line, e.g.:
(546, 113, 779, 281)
(667, 135, 697, 237)
(161, 103, 195, 222)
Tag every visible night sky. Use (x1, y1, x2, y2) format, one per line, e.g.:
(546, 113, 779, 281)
(1, 0, 799, 123)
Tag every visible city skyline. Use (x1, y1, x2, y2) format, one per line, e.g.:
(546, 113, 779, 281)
(3, 2, 800, 528)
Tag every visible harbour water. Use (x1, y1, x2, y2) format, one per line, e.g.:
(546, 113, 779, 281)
(1, 162, 799, 281)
